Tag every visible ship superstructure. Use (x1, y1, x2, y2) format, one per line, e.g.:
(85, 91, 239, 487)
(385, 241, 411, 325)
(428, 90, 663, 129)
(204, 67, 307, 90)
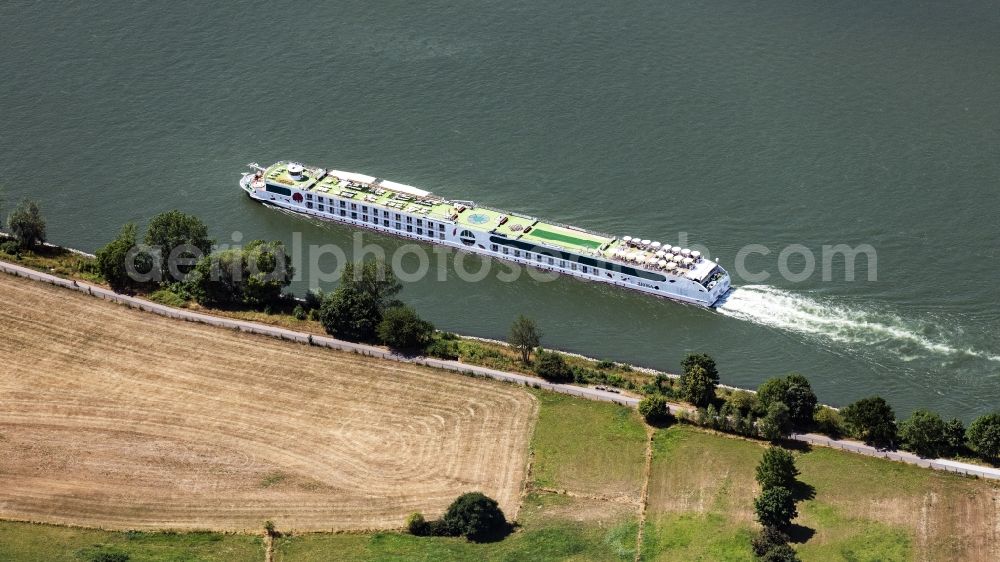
(240, 161, 731, 306)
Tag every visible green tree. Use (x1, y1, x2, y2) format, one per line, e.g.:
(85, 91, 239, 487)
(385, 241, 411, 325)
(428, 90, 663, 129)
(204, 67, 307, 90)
(507, 315, 541, 364)
(187, 240, 293, 308)
(441, 492, 508, 542)
(377, 305, 435, 351)
(759, 543, 801, 562)
(7, 199, 46, 250)
(754, 486, 798, 529)
(319, 260, 402, 341)
(726, 391, 757, 415)
(899, 409, 949, 458)
(681, 353, 718, 381)
(95, 223, 152, 294)
(756, 446, 799, 491)
(756, 377, 790, 413)
(534, 350, 572, 382)
(639, 394, 671, 425)
(144, 210, 213, 281)
(944, 418, 966, 455)
(759, 402, 792, 441)
(783, 374, 818, 428)
(966, 412, 1000, 462)
(842, 396, 897, 449)
(757, 374, 816, 428)
(680, 364, 717, 408)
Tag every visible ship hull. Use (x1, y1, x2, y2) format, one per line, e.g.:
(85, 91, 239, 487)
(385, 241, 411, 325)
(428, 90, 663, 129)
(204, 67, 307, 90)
(240, 171, 730, 307)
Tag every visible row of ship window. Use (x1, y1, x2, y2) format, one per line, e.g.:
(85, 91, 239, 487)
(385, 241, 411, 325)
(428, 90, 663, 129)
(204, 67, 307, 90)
(300, 197, 447, 239)
(490, 244, 602, 275)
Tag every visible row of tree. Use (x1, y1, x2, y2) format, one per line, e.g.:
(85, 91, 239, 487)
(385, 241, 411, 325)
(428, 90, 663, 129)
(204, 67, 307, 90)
(635, 351, 1000, 466)
(751, 447, 805, 561)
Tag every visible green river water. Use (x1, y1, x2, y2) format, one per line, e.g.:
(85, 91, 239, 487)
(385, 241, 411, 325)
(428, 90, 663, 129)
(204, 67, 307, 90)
(2, 1, 999, 420)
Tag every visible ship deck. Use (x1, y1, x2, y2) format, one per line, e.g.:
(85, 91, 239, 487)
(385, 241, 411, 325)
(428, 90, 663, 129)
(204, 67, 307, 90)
(262, 162, 713, 279)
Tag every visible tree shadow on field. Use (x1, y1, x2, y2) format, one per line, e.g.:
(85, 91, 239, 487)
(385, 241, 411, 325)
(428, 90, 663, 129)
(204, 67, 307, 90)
(786, 523, 816, 544)
(469, 521, 516, 544)
(779, 440, 813, 453)
(790, 479, 816, 502)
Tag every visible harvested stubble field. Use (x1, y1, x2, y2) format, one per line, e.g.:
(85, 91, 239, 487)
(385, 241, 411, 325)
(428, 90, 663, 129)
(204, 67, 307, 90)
(0, 273, 537, 532)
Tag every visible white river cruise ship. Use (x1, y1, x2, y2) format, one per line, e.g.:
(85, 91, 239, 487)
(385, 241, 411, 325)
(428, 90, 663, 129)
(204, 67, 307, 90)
(240, 162, 731, 307)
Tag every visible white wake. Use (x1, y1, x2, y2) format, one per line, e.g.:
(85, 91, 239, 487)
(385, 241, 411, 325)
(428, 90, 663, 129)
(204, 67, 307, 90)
(716, 285, 1000, 363)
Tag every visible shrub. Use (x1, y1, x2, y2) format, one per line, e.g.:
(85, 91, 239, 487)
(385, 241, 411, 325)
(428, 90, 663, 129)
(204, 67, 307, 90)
(406, 512, 429, 536)
(0, 239, 21, 256)
(596, 360, 616, 370)
(534, 350, 572, 382)
(751, 526, 790, 557)
(88, 551, 130, 562)
(760, 543, 801, 562)
(148, 288, 187, 307)
(377, 305, 435, 351)
(441, 492, 508, 542)
(426, 338, 460, 360)
(638, 394, 672, 425)
(813, 407, 845, 438)
(292, 304, 307, 320)
(725, 390, 757, 415)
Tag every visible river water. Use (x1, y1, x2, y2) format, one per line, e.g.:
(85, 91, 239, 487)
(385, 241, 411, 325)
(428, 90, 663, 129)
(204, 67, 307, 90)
(2, 1, 998, 419)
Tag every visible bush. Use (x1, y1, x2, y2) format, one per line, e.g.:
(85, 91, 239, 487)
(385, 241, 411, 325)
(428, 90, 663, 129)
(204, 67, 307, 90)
(813, 407, 845, 438)
(88, 552, 130, 562)
(596, 360, 616, 370)
(292, 304, 307, 320)
(406, 512, 429, 536)
(0, 239, 21, 256)
(638, 395, 672, 425)
(760, 543, 801, 562)
(148, 288, 187, 307)
(751, 526, 790, 557)
(377, 305, 435, 351)
(534, 350, 572, 382)
(725, 390, 757, 415)
(441, 492, 508, 542)
(426, 338, 460, 360)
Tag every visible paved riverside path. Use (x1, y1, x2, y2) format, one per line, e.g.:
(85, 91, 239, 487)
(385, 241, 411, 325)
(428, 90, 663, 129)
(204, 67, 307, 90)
(3, 259, 999, 481)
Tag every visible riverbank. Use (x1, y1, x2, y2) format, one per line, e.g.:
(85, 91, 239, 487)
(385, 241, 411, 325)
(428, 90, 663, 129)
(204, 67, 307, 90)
(2, 252, 999, 481)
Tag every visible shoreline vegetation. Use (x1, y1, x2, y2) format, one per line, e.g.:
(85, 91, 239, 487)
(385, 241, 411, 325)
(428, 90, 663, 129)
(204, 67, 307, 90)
(1, 216, 998, 474)
(3, 234, 1000, 560)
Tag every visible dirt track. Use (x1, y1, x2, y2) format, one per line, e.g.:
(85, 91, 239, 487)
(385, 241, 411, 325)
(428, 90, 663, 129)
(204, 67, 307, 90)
(0, 273, 537, 532)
